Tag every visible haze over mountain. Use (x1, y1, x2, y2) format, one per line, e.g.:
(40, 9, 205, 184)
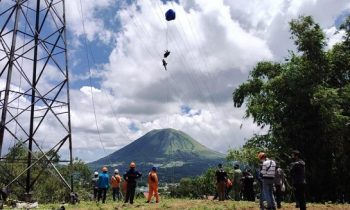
(88, 128, 225, 182)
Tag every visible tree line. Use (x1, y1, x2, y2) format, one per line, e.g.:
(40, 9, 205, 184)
(232, 15, 350, 202)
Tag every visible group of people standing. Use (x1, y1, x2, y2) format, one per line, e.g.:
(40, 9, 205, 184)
(214, 150, 306, 210)
(258, 150, 306, 210)
(214, 163, 255, 201)
(91, 161, 159, 205)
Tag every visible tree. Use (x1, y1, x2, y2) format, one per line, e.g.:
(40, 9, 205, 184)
(0, 143, 92, 203)
(233, 16, 350, 202)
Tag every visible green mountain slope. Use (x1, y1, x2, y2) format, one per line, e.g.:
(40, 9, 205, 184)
(88, 128, 225, 182)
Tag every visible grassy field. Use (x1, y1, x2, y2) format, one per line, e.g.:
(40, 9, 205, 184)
(7, 198, 349, 210)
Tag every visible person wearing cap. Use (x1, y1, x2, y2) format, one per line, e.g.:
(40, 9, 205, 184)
(233, 163, 243, 201)
(215, 163, 227, 201)
(123, 161, 142, 204)
(97, 166, 110, 203)
(91, 171, 99, 201)
(259, 152, 277, 210)
(111, 169, 122, 201)
(290, 150, 306, 210)
(146, 167, 159, 203)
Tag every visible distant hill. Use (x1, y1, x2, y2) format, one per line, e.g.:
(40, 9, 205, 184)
(88, 128, 225, 182)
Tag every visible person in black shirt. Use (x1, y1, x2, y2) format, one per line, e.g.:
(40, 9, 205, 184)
(241, 169, 255, 201)
(215, 163, 227, 201)
(290, 150, 306, 210)
(123, 162, 142, 204)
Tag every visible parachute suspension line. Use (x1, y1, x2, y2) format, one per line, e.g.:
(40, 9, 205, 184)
(166, 75, 170, 128)
(153, 1, 221, 147)
(78, 0, 107, 156)
(166, 21, 169, 50)
(104, 92, 131, 140)
(104, 92, 157, 172)
(88, 70, 106, 153)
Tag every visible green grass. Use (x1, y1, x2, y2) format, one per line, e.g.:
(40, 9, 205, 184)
(4, 198, 350, 210)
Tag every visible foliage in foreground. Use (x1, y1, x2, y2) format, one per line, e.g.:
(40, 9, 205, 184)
(0, 143, 91, 203)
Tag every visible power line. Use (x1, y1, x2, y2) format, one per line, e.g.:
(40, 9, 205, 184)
(77, 0, 106, 155)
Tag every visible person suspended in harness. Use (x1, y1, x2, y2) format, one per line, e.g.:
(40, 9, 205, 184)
(164, 50, 170, 58)
(162, 9, 175, 70)
(162, 59, 168, 71)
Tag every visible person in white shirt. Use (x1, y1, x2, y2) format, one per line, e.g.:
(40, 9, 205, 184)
(258, 152, 277, 210)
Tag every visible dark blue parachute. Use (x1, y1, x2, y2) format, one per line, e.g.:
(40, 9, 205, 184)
(165, 9, 176, 21)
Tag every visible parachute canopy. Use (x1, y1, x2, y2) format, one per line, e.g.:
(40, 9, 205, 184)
(165, 9, 176, 21)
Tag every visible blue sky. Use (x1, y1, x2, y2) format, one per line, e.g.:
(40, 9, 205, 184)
(1, 0, 350, 162)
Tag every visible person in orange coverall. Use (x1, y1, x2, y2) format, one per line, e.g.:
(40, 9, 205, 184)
(146, 166, 159, 203)
(110, 169, 121, 201)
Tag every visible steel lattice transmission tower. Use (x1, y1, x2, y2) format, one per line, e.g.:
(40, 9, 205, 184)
(0, 0, 74, 199)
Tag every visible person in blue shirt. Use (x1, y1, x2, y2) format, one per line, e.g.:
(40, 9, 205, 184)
(123, 162, 142, 204)
(97, 166, 110, 203)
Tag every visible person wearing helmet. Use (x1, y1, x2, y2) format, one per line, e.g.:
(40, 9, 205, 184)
(91, 171, 99, 201)
(111, 169, 122, 201)
(97, 166, 110, 203)
(232, 163, 243, 201)
(259, 152, 277, 210)
(146, 166, 159, 203)
(123, 162, 142, 204)
(290, 150, 306, 210)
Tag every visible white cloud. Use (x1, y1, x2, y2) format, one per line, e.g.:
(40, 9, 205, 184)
(2, 0, 350, 162)
(67, 0, 350, 161)
(65, 0, 115, 43)
(325, 27, 346, 49)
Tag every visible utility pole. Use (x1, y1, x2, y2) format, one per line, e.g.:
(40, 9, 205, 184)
(0, 0, 74, 201)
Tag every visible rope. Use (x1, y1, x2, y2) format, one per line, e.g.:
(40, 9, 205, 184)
(166, 21, 169, 50)
(77, 0, 107, 157)
(152, 0, 224, 142)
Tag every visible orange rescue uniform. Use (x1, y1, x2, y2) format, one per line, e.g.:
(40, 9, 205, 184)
(110, 174, 121, 188)
(147, 171, 159, 202)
